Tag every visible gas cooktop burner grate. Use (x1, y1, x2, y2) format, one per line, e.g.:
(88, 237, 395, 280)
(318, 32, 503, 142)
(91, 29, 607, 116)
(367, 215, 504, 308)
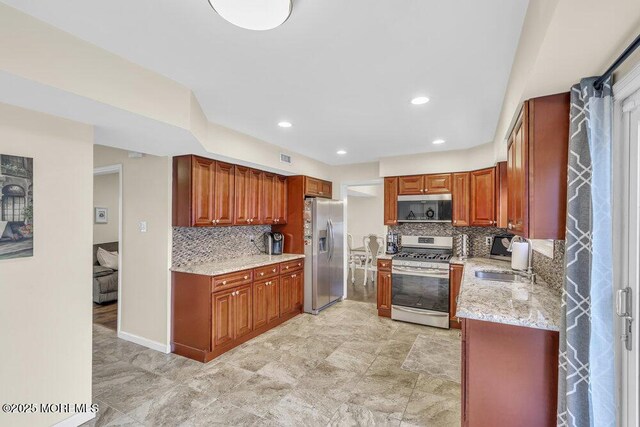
(393, 252, 452, 262)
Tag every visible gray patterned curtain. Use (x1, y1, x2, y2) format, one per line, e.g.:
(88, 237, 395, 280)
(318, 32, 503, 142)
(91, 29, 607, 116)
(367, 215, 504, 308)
(558, 77, 615, 427)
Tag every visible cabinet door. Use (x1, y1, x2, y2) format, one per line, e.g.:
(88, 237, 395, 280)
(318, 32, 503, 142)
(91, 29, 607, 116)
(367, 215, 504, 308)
(253, 280, 268, 329)
(234, 285, 253, 339)
(234, 166, 250, 225)
(320, 180, 332, 198)
(266, 278, 280, 324)
(384, 177, 398, 225)
(398, 175, 424, 195)
(470, 168, 496, 226)
(449, 264, 464, 328)
(425, 173, 452, 194)
(279, 274, 293, 316)
(248, 169, 263, 224)
(192, 157, 215, 226)
(377, 270, 392, 316)
(274, 176, 287, 224)
(452, 173, 470, 227)
(214, 162, 235, 225)
(262, 173, 276, 224)
(495, 161, 508, 229)
(291, 272, 303, 311)
(305, 177, 321, 197)
(508, 108, 528, 235)
(212, 290, 234, 349)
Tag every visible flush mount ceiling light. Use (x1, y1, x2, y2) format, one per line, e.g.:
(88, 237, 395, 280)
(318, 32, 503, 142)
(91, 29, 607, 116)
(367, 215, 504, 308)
(336, 150, 347, 155)
(410, 96, 430, 105)
(432, 139, 446, 145)
(278, 121, 292, 128)
(207, 0, 292, 31)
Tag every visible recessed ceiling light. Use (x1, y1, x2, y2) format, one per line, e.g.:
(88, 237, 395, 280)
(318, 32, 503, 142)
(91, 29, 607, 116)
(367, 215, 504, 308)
(336, 150, 347, 155)
(278, 121, 292, 128)
(411, 96, 430, 105)
(208, 0, 292, 31)
(432, 139, 446, 145)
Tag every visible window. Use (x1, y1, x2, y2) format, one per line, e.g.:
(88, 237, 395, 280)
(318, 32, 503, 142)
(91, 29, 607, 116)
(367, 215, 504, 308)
(1, 185, 26, 222)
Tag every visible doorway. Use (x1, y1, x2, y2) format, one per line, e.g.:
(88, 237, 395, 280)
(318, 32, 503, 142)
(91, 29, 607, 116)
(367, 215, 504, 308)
(343, 181, 385, 304)
(92, 165, 123, 333)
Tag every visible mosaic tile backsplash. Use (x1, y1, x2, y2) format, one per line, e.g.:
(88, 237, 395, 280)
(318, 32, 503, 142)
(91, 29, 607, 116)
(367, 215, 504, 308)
(172, 225, 271, 267)
(390, 222, 565, 291)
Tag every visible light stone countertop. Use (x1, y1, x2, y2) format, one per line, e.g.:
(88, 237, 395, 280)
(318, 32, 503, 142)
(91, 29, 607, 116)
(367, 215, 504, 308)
(377, 253, 394, 260)
(451, 257, 561, 331)
(171, 253, 305, 276)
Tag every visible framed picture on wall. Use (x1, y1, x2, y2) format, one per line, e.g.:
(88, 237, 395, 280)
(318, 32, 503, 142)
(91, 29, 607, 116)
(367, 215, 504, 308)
(0, 154, 34, 260)
(95, 207, 108, 224)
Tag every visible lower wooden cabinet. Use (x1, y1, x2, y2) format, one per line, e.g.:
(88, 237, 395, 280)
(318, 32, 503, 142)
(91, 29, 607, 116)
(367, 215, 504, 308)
(461, 319, 559, 427)
(377, 260, 392, 317)
(172, 259, 304, 363)
(449, 264, 463, 329)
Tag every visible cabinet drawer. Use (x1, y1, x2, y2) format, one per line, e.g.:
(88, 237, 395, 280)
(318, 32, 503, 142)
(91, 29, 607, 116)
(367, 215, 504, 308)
(254, 264, 280, 280)
(212, 269, 253, 292)
(377, 259, 392, 270)
(280, 259, 304, 273)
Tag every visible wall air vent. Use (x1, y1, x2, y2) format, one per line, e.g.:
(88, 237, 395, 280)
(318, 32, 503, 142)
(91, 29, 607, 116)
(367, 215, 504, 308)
(280, 153, 292, 164)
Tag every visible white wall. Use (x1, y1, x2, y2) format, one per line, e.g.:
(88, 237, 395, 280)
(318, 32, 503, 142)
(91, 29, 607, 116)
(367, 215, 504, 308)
(347, 185, 386, 249)
(0, 103, 93, 426)
(93, 145, 172, 349)
(93, 172, 119, 244)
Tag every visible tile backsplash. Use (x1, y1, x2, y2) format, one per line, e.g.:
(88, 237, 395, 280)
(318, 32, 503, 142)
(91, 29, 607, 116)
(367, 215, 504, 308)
(390, 222, 565, 291)
(172, 225, 271, 267)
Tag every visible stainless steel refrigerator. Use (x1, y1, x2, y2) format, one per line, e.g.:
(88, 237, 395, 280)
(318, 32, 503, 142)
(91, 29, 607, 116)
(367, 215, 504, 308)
(304, 198, 344, 314)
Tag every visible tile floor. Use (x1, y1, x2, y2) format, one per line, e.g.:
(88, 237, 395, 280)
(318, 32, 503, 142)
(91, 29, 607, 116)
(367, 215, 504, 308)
(87, 300, 461, 426)
(346, 269, 377, 304)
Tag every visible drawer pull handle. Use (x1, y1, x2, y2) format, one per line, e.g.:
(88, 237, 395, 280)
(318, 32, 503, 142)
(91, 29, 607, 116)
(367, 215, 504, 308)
(292, 274, 297, 278)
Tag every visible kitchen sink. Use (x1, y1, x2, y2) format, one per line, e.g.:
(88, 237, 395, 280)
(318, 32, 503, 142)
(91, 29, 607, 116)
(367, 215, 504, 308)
(474, 270, 523, 282)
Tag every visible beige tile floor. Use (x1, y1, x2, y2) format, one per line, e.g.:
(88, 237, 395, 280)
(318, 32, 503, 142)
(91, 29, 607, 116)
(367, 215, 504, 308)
(87, 300, 461, 426)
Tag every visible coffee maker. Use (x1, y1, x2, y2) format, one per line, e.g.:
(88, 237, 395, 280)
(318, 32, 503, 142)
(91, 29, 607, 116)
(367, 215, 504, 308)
(386, 230, 400, 254)
(265, 232, 284, 255)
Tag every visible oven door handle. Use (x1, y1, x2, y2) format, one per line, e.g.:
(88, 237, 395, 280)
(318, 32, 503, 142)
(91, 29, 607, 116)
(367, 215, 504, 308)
(392, 306, 449, 316)
(392, 267, 449, 278)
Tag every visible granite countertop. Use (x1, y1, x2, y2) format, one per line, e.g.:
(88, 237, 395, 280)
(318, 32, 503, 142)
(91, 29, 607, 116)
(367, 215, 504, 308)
(171, 253, 305, 276)
(452, 257, 561, 331)
(378, 253, 394, 260)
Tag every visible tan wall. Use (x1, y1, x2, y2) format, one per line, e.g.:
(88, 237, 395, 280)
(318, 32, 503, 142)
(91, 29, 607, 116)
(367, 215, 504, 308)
(347, 186, 386, 248)
(93, 173, 119, 244)
(93, 145, 171, 348)
(0, 103, 93, 426)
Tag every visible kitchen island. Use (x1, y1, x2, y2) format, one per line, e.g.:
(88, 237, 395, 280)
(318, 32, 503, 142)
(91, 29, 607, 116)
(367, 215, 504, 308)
(452, 257, 561, 427)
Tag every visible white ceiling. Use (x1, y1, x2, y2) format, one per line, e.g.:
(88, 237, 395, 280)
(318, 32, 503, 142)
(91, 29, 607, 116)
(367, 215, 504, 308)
(1, 0, 528, 165)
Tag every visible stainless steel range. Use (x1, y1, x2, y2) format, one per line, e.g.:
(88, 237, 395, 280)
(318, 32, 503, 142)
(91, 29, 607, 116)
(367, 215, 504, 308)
(391, 235, 453, 329)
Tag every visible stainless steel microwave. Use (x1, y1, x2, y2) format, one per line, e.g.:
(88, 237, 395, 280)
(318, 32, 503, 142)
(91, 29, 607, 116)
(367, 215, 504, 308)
(397, 194, 452, 223)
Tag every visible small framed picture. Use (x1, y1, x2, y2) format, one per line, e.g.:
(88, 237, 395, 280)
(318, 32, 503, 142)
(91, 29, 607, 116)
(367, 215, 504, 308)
(95, 207, 108, 224)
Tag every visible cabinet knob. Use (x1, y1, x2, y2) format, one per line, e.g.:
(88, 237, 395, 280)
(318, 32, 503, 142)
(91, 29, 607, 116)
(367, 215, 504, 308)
(244, 275, 248, 280)
(222, 280, 227, 285)
(292, 274, 297, 278)
(247, 219, 251, 223)
(272, 268, 276, 272)
(387, 274, 391, 278)
(297, 263, 301, 266)
(285, 266, 289, 269)
(260, 272, 264, 276)
(424, 189, 428, 192)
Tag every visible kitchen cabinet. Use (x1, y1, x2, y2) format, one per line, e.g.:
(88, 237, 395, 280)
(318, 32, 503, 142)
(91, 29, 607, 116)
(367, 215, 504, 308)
(234, 166, 262, 225)
(377, 259, 392, 317)
(172, 258, 304, 362)
(213, 161, 235, 225)
(188, 156, 215, 226)
(304, 176, 332, 198)
(452, 172, 470, 227)
(424, 173, 452, 194)
(461, 319, 559, 427)
(469, 167, 496, 226)
(449, 264, 463, 328)
(384, 177, 398, 225)
(495, 161, 508, 228)
(274, 175, 288, 224)
(262, 172, 276, 224)
(507, 93, 570, 239)
(398, 175, 424, 195)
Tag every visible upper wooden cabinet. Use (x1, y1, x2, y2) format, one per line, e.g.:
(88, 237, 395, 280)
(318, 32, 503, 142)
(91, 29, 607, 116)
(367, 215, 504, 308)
(495, 162, 508, 229)
(470, 167, 496, 226)
(304, 176, 332, 198)
(384, 177, 398, 225)
(398, 173, 452, 195)
(173, 155, 235, 227)
(173, 155, 289, 227)
(452, 173, 470, 227)
(507, 93, 570, 239)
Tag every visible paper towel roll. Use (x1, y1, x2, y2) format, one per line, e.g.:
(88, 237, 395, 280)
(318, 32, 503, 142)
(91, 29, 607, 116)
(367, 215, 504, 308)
(511, 242, 529, 271)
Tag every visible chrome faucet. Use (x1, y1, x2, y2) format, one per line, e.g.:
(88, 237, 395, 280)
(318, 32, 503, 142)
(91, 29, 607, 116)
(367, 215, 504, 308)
(507, 235, 536, 284)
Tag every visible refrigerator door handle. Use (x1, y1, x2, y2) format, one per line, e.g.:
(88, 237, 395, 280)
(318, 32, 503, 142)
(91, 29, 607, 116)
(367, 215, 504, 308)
(326, 220, 332, 261)
(329, 219, 335, 260)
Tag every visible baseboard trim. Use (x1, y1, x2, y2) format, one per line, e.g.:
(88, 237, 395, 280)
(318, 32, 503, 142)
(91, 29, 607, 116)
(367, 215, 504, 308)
(118, 330, 171, 354)
(53, 411, 95, 427)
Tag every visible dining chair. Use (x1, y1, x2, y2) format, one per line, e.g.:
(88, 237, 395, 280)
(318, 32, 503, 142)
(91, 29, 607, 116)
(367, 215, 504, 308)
(363, 234, 385, 286)
(347, 233, 366, 284)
